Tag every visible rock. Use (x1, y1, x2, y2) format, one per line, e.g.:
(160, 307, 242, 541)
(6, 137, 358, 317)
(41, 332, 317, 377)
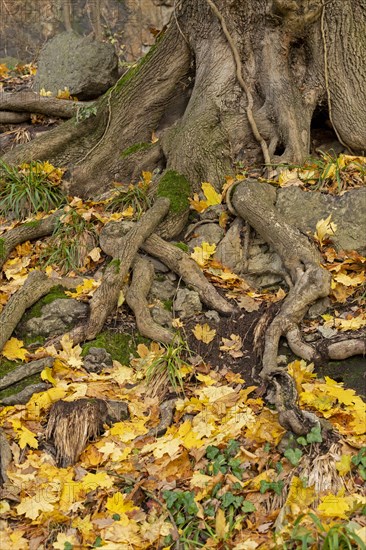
(174, 289, 202, 318)
(200, 204, 227, 221)
(246, 239, 285, 287)
(33, 32, 118, 99)
(205, 310, 220, 324)
(276, 187, 366, 254)
(149, 279, 177, 302)
(151, 306, 173, 327)
(18, 298, 88, 338)
(83, 347, 113, 373)
(187, 223, 225, 249)
(214, 218, 243, 273)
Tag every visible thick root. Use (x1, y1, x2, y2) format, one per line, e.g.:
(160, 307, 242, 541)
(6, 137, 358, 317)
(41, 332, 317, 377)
(231, 180, 331, 434)
(0, 271, 84, 352)
(69, 197, 171, 344)
(126, 256, 174, 344)
(0, 92, 92, 118)
(100, 221, 235, 315)
(0, 357, 53, 390)
(0, 210, 62, 270)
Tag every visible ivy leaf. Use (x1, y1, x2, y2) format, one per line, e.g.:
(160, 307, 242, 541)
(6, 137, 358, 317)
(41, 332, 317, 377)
(284, 448, 303, 466)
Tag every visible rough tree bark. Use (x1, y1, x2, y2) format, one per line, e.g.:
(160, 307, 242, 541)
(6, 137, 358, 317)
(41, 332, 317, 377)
(1, 0, 365, 435)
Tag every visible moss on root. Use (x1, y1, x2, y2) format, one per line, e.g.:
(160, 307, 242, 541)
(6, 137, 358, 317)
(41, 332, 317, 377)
(20, 285, 69, 324)
(0, 237, 5, 259)
(157, 170, 191, 213)
(120, 142, 152, 158)
(81, 331, 149, 365)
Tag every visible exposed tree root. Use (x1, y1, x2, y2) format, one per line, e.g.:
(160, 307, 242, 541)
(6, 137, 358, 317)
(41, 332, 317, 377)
(0, 210, 62, 270)
(67, 197, 171, 345)
(0, 92, 92, 118)
(0, 428, 12, 484)
(327, 338, 366, 361)
(0, 111, 30, 124)
(126, 255, 174, 344)
(100, 221, 235, 316)
(231, 179, 331, 434)
(0, 357, 53, 390)
(0, 271, 84, 352)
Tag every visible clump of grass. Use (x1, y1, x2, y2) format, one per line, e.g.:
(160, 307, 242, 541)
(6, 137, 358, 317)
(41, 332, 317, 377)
(0, 159, 66, 220)
(106, 180, 151, 219)
(42, 207, 97, 274)
(145, 335, 191, 396)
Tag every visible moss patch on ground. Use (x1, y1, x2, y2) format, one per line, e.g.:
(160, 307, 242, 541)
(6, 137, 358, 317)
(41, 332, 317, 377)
(157, 170, 191, 213)
(81, 331, 150, 365)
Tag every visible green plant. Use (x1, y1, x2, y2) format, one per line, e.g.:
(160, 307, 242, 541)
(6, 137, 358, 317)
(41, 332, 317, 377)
(145, 335, 190, 394)
(76, 104, 97, 123)
(297, 425, 323, 446)
(107, 181, 151, 218)
(260, 480, 284, 496)
(0, 160, 66, 220)
(352, 447, 366, 481)
(42, 207, 97, 273)
(309, 514, 366, 550)
(205, 440, 244, 480)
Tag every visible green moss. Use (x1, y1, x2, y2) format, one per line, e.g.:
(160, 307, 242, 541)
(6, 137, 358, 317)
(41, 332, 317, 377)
(120, 142, 152, 158)
(157, 170, 191, 213)
(0, 372, 41, 400)
(114, 41, 159, 93)
(109, 259, 121, 273)
(23, 220, 41, 229)
(0, 237, 5, 259)
(174, 242, 189, 253)
(163, 299, 173, 312)
(21, 286, 68, 324)
(81, 331, 149, 365)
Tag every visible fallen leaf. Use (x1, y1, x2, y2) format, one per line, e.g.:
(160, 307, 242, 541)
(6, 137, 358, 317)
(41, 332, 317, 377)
(192, 323, 216, 344)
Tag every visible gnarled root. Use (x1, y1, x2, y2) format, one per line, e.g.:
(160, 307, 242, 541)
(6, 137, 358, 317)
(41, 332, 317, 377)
(126, 255, 174, 344)
(231, 180, 331, 434)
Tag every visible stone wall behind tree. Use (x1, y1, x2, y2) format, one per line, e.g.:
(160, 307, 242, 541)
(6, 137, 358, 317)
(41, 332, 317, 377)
(0, 0, 173, 63)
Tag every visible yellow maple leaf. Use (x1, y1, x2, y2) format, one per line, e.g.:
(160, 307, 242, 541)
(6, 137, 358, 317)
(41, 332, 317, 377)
(81, 471, 114, 490)
(284, 476, 316, 516)
(2, 337, 29, 361)
(39, 87, 53, 96)
(189, 193, 208, 213)
(317, 494, 350, 518)
(41, 366, 57, 385)
(53, 533, 80, 550)
(16, 493, 56, 520)
(314, 215, 337, 246)
(202, 182, 222, 205)
(192, 323, 216, 344)
(336, 454, 353, 476)
(106, 492, 138, 516)
(191, 242, 216, 266)
(65, 278, 99, 298)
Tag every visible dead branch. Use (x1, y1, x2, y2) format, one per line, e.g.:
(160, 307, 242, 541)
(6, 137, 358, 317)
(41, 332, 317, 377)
(0, 210, 62, 270)
(0, 91, 94, 119)
(0, 357, 54, 390)
(327, 338, 366, 360)
(0, 111, 30, 124)
(126, 255, 174, 344)
(0, 383, 50, 406)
